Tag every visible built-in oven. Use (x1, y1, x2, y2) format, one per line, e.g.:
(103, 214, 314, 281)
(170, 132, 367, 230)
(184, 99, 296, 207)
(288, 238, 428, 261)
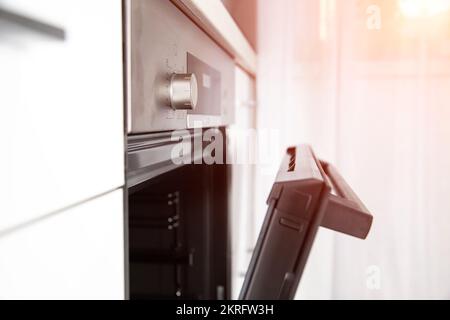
(124, 0, 234, 299)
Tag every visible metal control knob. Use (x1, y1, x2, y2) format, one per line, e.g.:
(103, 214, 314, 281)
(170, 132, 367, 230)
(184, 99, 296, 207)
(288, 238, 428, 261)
(169, 73, 198, 110)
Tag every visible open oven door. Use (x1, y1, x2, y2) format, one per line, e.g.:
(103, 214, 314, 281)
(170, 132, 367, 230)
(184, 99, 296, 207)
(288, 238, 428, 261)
(239, 145, 373, 300)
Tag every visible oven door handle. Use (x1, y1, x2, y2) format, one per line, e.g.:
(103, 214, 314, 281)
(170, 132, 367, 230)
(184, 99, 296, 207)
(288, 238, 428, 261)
(320, 160, 373, 239)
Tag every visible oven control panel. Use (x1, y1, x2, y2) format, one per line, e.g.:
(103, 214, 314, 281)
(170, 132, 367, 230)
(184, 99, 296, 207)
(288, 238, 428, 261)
(126, 0, 235, 133)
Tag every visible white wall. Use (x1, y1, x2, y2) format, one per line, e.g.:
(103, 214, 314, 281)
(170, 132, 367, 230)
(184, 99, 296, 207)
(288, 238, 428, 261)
(333, 0, 450, 298)
(256, 0, 450, 299)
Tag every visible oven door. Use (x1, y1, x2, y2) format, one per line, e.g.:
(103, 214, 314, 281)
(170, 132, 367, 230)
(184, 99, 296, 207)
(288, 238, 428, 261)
(239, 145, 373, 300)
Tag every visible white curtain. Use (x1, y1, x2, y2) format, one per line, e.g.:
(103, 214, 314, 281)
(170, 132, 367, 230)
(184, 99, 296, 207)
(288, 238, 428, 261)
(256, 0, 450, 299)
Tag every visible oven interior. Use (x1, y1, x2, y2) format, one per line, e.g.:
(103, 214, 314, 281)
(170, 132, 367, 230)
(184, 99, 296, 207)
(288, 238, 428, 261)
(128, 162, 230, 299)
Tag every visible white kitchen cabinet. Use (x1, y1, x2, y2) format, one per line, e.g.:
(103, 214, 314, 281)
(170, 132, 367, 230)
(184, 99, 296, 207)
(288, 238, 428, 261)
(229, 66, 256, 299)
(0, 0, 124, 231)
(0, 189, 124, 300)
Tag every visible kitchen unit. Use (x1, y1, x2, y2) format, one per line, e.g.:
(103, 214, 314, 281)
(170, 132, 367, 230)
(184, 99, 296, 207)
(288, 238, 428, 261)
(0, 0, 256, 299)
(0, 0, 125, 299)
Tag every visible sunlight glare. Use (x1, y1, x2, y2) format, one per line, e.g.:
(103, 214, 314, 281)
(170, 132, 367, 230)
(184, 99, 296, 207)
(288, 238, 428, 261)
(398, 0, 450, 18)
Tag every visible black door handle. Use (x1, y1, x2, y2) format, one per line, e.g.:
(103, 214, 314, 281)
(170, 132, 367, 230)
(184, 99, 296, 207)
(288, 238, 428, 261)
(320, 160, 373, 239)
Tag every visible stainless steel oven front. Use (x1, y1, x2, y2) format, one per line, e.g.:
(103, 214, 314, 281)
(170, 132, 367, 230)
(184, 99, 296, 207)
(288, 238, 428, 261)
(125, 0, 234, 300)
(126, 0, 235, 134)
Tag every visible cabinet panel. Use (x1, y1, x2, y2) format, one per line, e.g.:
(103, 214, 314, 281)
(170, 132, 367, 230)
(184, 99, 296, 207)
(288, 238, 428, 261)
(0, 189, 124, 300)
(230, 67, 256, 299)
(0, 0, 124, 231)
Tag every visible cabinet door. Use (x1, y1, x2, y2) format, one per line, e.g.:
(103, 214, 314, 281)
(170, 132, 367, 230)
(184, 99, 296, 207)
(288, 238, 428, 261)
(0, 0, 124, 231)
(0, 189, 124, 300)
(230, 66, 256, 299)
